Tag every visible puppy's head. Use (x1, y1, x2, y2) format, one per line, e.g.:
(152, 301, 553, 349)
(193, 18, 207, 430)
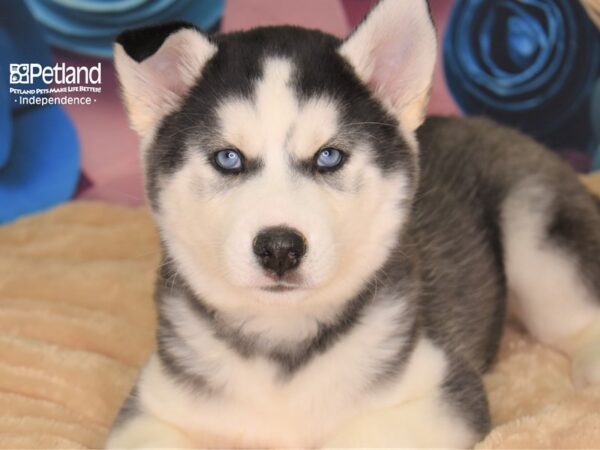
(114, 0, 435, 322)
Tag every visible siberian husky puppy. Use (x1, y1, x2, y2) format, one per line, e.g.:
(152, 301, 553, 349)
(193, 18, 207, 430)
(107, 0, 600, 447)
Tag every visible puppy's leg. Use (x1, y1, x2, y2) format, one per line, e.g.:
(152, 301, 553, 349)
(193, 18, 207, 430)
(324, 342, 490, 448)
(502, 180, 600, 387)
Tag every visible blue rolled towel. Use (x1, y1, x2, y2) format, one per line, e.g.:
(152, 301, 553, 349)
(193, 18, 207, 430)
(0, 0, 80, 224)
(24, 0, 225, 57)
(444, 0, 600, 151)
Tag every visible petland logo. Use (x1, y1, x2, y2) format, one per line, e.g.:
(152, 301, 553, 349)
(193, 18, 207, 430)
(9, 63, 102, 85)
(9, 62, 103, 107)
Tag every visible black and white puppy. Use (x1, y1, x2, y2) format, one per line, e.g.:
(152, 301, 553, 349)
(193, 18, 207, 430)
(107, 0, 600, 447)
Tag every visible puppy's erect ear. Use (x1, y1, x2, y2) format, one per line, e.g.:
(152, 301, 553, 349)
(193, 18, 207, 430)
(114, 22, 217, 136)
(339, 0, 436, 131)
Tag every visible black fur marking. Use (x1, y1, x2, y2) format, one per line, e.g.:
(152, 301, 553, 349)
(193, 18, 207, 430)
(116, 21, 201, 63)
(154, 265, 217, 392)
(110, 386, 140, 430)
(547, 195, 600, 300)
(156, 314, 214, 392)
(270, 287, 372, 378)
(157, 257, 381, 378)
(477, 188, 507, 370)
(442, 356, 491, 438)
(367, 238, 422, 385)
(369, 312, 419, 386)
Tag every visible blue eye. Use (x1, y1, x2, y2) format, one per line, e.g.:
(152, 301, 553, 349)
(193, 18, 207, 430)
(214, 149, 243, 172)
(315, 147, 344, 171)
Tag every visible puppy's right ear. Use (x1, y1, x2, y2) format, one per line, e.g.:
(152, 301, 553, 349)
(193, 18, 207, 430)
(339, 0, 436, 132)
(114, 23, 217, 136)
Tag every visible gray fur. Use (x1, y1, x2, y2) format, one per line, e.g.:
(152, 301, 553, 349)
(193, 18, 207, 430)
(110, 386, 140, 431)
(156, 257, 418, 381)
(412, 117, 600, 371)
(442, 355, 491, 436)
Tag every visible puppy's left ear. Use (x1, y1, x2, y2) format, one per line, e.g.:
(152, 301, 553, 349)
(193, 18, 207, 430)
(114, 22, 217, 136)
(339, 0, 436, 131)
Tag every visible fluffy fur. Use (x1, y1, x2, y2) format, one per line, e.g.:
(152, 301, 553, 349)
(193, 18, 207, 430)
(107, 1, 600, 447)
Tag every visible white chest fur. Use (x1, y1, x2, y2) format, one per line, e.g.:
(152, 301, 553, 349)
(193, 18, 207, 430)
(135, 294, 452, 448)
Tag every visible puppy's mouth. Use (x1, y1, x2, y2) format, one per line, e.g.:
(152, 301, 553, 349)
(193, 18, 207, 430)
(259, 271, 305, 293)
(260, 284, 301, 293)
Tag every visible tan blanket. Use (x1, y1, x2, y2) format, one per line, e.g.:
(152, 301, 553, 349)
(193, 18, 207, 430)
(1, 174, 600, 449)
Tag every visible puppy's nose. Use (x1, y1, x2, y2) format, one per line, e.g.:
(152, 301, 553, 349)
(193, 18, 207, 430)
(253, 227, 307, 277)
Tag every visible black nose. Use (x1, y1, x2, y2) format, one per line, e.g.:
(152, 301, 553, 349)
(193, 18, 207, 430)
(253, 227, 307, 277)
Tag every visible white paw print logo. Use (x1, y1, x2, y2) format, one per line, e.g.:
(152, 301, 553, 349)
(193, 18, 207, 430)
(9, 64, 30, 84)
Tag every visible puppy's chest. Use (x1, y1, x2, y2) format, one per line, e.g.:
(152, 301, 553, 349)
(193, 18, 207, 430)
(143, 335, 449, 449)
(209, 352, 376, 444)
(143, 341, 385, 447)
(144, 299, 420, 447)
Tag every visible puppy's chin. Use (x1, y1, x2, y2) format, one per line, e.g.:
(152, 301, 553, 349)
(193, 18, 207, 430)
(226, 266, 323, 303)
(240, 276, 314, 305)
(252, 287, 311, 305)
